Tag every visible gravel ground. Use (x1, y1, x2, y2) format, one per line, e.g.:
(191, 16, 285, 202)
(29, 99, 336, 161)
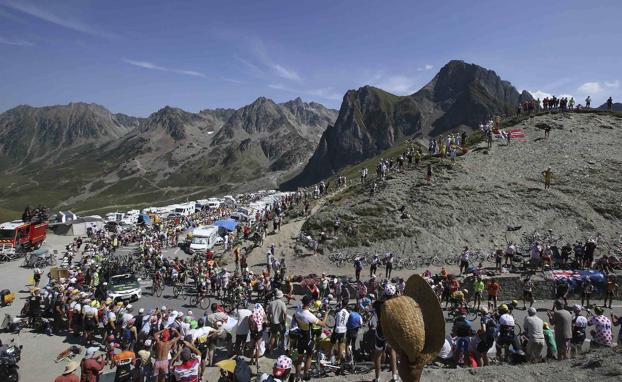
(304, 112, 622, 264)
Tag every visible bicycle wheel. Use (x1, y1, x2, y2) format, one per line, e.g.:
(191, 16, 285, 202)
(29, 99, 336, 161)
(181, 288, 188, 300)
(173, 285, 181, 298)
(349, 362, 373, 375)
(467, 309, 478, 321)
(431, 256, 443, 267)
(514, 323, 522, 336)
(190, 295, 199, 307)
(155, 285, 163, 297)
(199, 296, 211, 310)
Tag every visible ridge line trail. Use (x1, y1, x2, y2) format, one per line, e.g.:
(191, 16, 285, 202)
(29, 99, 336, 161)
(244, 191, 338, 275)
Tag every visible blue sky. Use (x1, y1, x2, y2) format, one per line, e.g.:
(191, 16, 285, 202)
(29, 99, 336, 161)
(0, 0, 620, 116)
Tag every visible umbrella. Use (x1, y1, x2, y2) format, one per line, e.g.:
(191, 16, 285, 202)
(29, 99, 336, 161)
(214, 219, 238, 231)
(215, 358, 236, 373)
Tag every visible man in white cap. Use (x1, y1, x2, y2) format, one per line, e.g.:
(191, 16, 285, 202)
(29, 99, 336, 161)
(523, 307, 545, 362)
(267, 289, 287, 353)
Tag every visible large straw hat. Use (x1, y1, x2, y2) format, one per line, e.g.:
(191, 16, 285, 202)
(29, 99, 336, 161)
(380, 274, 444, 381)
(63, 361, 79, 374)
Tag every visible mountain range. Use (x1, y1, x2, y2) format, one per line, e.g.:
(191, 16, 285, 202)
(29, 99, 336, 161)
(0, 97, 336, 214)
(0, 59, 536, 216)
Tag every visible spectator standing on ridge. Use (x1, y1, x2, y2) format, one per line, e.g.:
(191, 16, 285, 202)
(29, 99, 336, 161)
(585, 96, 591, 108)
(426, 164, 433, 183)
(542, 167, 553, 190)
(606, 96, 613, 111)
(384, 252, 394, 279)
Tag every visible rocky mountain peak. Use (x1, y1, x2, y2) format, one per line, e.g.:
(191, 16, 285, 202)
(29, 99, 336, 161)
(285, 60, 532, 187)
(142, 106, 201, 140)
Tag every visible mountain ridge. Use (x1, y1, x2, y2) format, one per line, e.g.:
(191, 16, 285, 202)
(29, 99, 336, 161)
(284, 60, 533, 187)
(0, 97, 337, 214)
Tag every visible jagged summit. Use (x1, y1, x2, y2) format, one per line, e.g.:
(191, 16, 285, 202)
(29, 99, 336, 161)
(284, 60, 532, 187)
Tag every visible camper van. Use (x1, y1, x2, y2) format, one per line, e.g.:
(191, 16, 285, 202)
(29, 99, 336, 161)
(122, 210, 140, 225)
(195, 199, 209, 210)
(206, 198, 222, 209)
(223, 195, 237, 207)
(173, 203, 195, 217)
(230, 206, 257, 224)
(105, 212, 124, 223)
(189, 225, 221, 253)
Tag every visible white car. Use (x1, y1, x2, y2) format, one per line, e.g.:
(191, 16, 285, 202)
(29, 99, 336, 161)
(107, 274, 142, 302)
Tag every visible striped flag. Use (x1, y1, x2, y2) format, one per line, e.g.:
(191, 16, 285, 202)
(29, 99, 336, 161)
(494, 128, 526, 139)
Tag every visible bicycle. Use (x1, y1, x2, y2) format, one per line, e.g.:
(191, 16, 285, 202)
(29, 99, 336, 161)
(173, 283, 189, 300)
(190, 293, 211, 310)
(152, 280, 163, 297)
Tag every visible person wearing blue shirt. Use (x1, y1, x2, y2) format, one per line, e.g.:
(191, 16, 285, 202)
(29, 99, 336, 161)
(345, 307, 363, 363)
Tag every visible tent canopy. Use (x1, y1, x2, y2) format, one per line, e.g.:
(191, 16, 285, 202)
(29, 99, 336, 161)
(213, 218, 238, 231)
(138, 214, 152, 225)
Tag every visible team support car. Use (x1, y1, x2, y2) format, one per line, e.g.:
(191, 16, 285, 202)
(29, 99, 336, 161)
(107, 274, 142, 301)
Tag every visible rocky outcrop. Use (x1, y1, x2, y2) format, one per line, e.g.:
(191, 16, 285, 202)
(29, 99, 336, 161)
(285, 60, 532, 187)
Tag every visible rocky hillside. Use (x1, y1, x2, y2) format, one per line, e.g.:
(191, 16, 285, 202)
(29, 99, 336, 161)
(599, 102, 622, 112)
(0, 98, 336, 216)
(285, 60, 532, 187)
(303, 111, 622, 259)
(0, 102, 139, 171)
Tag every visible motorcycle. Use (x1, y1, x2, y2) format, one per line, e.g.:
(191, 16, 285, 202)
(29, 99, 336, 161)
(0, 339, 22, 382)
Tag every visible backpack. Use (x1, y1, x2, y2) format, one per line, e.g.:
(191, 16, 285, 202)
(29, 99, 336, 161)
(483, 316, 498, 343)
(233, 356, 252, 382)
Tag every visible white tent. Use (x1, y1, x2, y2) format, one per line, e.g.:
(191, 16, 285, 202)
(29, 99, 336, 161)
(51, 217, 104, 236)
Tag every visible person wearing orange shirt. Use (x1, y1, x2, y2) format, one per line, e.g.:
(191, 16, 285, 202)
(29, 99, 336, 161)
(112, 342, 135, 382)
(487, 279, 501, 310)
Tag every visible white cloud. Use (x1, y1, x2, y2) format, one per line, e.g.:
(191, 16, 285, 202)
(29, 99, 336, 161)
(1, 0, 115, 39)
(123, 59, 206, 78)
(269, 83, 341, 101)
(530, 90, 575, 100)
(417, 64, 434, 72)
(530, 90, 552, 100)
(374, 75, 418, 95)
(604, 80, 620, 88)
(246, 39, 302, 82)
(272, 64, 301, 81)
(578, 82, 603, 94)
(0, 35, 34, 46)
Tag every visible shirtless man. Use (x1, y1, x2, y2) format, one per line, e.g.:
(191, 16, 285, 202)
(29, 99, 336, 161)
(153, 327, 181, 382)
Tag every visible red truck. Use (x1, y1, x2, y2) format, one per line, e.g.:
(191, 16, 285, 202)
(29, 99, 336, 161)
(0, 220, 48, 254)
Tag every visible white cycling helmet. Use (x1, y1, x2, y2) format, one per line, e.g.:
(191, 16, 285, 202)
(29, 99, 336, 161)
(384, 283, 396, 297)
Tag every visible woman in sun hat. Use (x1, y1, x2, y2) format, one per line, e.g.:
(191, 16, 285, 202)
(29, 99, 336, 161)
(54, 361, 79, 382)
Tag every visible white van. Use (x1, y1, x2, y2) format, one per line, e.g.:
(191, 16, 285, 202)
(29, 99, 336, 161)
(206, 198, 222, 209)
(174, 203, 195, 217)
(189, 226, 221, 253)
(105, 212, 124, 222)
